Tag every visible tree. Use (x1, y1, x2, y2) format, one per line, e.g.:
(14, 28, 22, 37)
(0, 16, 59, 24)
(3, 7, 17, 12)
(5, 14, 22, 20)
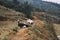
(20, 1, 33, 18)
(12, 0, 19, 5)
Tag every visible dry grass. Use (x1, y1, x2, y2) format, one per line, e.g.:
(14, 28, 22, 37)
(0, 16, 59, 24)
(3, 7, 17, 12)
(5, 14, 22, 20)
(53, 24, 60, 35)
(0, 5, 24, 20)
(8, 20, 58, 40)
(0, 5, 25, 40)
(0, 21, 18, 40)
(0, 20, 59, 40)
(0, 5, 59, 40)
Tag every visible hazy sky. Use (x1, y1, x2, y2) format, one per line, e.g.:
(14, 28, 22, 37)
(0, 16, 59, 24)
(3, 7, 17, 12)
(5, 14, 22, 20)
(43, 0, 60, 4)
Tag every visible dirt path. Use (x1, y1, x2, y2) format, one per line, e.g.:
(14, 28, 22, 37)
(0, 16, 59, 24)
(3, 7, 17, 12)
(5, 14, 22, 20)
(8, 20, 45, 40)
(9, 28, 29, 40)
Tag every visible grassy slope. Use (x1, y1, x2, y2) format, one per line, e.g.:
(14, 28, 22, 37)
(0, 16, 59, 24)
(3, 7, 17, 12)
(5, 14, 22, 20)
(0, 5, 25, 40)
(0, 5, 59, 40)
(0, 5, 24, 20)
(8, 20, 58, 40)
(54, 24, 60, 35)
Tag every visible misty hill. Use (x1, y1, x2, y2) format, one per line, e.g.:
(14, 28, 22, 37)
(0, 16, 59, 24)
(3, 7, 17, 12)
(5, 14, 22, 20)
(0, 0, 60, 17)
(0, 0, 60, 18)
(18, 0, 60, 18)
(32, 1, 60, 17)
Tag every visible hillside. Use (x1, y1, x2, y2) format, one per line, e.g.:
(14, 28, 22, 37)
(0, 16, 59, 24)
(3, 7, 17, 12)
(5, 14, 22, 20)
(32, 1, 60, 17)
(0, 0, 60, 18)
(0, 5, 59, 40)
(0, 5, 25, 40)
(0, 0, 60, 23)
(0, 5, 25, 21)
(8, 20, 58, 40)
(32, 11, 60, 24)
(17, 0, 60, 17)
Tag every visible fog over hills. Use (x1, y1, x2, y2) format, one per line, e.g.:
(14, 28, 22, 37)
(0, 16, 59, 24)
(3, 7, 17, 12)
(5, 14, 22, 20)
(43, 0, 60, 4)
